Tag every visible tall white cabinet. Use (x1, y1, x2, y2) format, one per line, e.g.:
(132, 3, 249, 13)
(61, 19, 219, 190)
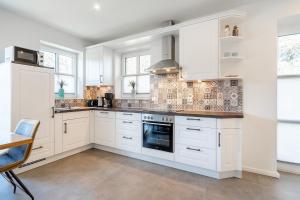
(179, 19, 219, 80)
(86, 45, 113, 86)
(0, 62, 55, 163)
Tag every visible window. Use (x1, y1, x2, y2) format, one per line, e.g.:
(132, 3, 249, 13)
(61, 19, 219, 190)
(122, 52, 151, 97)
(277, 34, 300, 164)
(41, 46, 77, 96)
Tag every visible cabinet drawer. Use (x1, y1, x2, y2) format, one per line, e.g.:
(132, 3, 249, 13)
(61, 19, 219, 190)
(175, 144, 216, 170)
(116, 133, 141, 153)
(116, 126, 141, 137)
(116, 112, 141, 121)
(176, 125, 216, 149)
(116, 119, 141, 132)
(28, 141, 54, 162)
(95, 111, 115, 119)
(63, 111, 89, 120)
(175, 116, 217, 127)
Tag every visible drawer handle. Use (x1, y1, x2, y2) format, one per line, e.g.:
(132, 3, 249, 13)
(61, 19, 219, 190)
(32, 146, 43, 151)
(122, 136, 133, 140)
(186, 118, 200, 121)
(123, 121, 133, 124)
(186, 147, 201, 152)
(99, 112, 109, 114)
(123, 113, 133, 116)
(64, 122, 67, 134)
(186, 128, 201, 131)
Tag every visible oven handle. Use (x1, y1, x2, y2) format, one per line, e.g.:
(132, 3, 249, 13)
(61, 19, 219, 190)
(142, 122, 172, 127)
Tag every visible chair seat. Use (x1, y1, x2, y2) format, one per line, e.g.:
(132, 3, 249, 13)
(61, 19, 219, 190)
(0, 153, 21, 168)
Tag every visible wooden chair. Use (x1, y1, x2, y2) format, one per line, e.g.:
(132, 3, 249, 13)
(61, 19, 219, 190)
(0, 119, 40, 200)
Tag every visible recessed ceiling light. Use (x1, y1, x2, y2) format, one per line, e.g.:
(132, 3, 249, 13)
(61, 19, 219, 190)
(93, 3, 101, 11)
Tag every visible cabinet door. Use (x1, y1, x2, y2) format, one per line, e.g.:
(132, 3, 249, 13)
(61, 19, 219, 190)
(62, 118, 89, 152)
(86, 47, 100, 86)
(217, 129, 241, 172)
(95, 116, 116, 147)
(13, 66, 55, 144)
(180, 19, 219, 80)
(100, 46, 113, 85)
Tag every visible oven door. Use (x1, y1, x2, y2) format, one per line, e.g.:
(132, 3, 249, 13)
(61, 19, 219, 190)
(142, 121, 173, 153)
(14, 47, 38, 65)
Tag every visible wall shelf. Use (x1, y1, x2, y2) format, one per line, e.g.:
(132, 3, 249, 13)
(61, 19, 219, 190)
(220, 56, 244, 62)
(220, 36, 243, 43)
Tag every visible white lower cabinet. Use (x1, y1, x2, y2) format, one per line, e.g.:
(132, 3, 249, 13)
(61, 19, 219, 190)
(115, 112, 141, 153)
(28, 140, 55, 163)
(175, 116, 241, 173)
(175, 144, 216, 170)
(217, 127, 242, 172)
(62, 117, 90, 152)
(94, 111, 116, 147)
(54, 112, 90, 153)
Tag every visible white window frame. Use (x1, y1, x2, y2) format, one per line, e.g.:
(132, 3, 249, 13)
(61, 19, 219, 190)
(41, 45, 78, 98)
(121, 50, 151, 99)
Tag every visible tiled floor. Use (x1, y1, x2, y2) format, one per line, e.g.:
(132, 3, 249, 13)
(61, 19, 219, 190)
(1, 149, 300, 200)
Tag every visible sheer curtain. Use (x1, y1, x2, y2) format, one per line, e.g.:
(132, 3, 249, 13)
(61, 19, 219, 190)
(277, 34, 300, 164)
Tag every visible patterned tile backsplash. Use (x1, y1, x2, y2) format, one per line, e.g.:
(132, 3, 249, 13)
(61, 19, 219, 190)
(115, 74, 243, 112)
(56, 74, 243, 112)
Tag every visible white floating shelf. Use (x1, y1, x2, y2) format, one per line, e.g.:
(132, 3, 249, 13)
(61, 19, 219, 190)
(220, 56, 244, 62)
(220, 36, 243, 43)
(219, 76, 243, 80)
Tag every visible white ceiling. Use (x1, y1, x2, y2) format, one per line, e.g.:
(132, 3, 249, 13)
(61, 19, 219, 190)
(0, 0, 257, 43)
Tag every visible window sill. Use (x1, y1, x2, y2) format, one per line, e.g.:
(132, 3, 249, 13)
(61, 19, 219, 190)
(121, 94, 150, 100)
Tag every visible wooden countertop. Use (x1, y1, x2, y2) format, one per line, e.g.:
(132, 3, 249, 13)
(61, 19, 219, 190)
(55, 107, 244, 118)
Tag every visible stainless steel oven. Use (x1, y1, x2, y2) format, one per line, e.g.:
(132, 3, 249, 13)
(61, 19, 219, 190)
(142, 113, 174, 153)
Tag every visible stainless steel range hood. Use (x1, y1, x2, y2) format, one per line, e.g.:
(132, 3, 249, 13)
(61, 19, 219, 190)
(146, 35, 180, 74)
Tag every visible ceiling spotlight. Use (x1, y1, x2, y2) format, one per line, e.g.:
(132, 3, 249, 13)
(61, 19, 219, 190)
(93, 3, 101, 11)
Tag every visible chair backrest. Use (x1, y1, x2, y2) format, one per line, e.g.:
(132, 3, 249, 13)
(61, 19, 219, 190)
(7, 119, 40, 164)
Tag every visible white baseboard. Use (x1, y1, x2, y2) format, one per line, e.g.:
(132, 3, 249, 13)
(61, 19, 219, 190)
(15, 144, 93, 174)
(277, 161, 300, 175)
(243, 166, 280, 178)
(94, 144, 241, 179)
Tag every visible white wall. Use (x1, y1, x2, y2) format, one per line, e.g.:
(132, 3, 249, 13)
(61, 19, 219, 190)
(0, 8, 91, 62)
(278, 14, 300, 36)
(230, 0, 300, 177)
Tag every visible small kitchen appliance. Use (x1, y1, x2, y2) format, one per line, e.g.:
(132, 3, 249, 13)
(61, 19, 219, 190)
(5, 46, 44, 66)
(87, 99, 98, 107)
(104, 93, 113, 108)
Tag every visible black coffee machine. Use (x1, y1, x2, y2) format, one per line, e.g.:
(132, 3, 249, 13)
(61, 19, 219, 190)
(104, 93, 113, 108)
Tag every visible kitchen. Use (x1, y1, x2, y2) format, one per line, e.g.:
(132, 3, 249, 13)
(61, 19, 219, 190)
(0, 0, 300, 199)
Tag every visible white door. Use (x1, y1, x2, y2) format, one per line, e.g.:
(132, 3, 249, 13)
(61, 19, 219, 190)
(86, 47, 101, 85)
(62, 118, 89, 152)
(13, 66, 55, 143)
(95, 116, 115, 147)
(217, 129, 241, 172)
(180, 19, 219, 80)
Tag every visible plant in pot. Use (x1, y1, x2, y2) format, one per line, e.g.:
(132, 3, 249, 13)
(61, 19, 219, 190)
(58, 80, 67, 99)
(129, 80, 136, 96)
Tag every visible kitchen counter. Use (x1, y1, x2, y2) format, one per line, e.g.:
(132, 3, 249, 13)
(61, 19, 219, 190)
(55, 107, 244, 118)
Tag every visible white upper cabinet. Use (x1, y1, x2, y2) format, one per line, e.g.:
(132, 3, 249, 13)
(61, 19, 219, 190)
(179, 19, 219, 80)
(86, 45, 113, 86)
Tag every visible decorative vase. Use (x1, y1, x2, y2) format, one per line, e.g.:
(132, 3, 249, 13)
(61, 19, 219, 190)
(58, 88, 65, 99)
(224, 24, 231, 37)
(131, 88, 136, 97)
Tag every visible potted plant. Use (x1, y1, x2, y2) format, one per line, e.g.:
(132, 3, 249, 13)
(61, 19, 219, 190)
(129, 80, 136, 95)
(58, 80, 67, 99)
